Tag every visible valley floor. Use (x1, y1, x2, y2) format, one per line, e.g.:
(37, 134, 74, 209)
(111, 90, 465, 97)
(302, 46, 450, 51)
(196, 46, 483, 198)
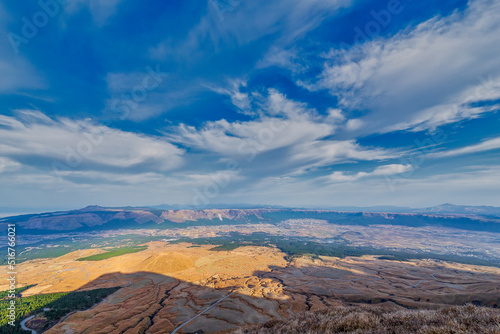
(3, 241, 500, 333)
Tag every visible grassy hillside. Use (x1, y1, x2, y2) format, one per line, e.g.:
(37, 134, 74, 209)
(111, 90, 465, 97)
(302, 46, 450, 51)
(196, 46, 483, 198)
(238, 304, 500, 333)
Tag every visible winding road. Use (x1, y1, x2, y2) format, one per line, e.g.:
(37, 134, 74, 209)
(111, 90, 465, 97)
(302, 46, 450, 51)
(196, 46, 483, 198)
(18, 279, 131, 333)
(20, 315, 37, 334)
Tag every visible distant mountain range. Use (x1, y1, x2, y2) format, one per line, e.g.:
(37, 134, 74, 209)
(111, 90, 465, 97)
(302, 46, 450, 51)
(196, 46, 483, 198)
(1, 204, 499, 234)
(149, 203, 500, 215)
(412, 203, 500, 215)
(1, 203, 499, 216)
(323, 203, 500, 215)
(139, 203, 500, 215)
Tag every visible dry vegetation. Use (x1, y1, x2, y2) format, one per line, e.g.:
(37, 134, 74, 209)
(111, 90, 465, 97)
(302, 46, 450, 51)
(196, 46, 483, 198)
(4, 241, 500, 333)
(238, 304, 500, 334)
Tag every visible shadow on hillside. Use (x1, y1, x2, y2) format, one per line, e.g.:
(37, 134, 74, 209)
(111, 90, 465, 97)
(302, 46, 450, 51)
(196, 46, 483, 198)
(253, 263, 500, 310)
(46, 270, 283, 334)
(31, 257, 500, 334)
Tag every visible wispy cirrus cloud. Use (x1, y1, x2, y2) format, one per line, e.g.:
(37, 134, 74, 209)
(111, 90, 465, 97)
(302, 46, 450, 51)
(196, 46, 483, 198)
(167, 89, 398, 179)
(0, 110, 184, 174)
(429, 136, 500, 158)
(150, 0, 351, 60)
(1, 0, 498, 209)
(167, 89, 336, 156)
(289, 140, 397, 175)
(206, 79, 253, 115)
(104, 67, 204, 121)
(306, 0, 500, 134)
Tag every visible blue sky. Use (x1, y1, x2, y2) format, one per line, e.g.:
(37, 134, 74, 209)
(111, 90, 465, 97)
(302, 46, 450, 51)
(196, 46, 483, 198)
(0, 0, 499, 211)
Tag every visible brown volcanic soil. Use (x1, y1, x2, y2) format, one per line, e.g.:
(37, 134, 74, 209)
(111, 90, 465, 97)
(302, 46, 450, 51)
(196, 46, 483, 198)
(3, 242, 500, 333)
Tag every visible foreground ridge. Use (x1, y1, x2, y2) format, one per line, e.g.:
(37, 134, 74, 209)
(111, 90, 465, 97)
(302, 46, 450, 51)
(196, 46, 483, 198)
(238, 304, 500, 334)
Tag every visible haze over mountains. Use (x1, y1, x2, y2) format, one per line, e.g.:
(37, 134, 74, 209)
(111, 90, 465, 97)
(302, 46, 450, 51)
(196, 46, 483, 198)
(2, 203, 499, 233)
(147, 203, 500, 215)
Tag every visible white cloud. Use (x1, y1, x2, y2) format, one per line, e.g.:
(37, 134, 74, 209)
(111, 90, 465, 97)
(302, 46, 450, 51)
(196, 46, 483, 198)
(329, 163, 413, 183)
(184, 169, 244, 185)
(150, 0, 351, 60)
(326, 108, 345, 122)
(290, 140, 396, 174)
(0, 157, 21, 173)
(207, 79, 252, 115)
(381, 166, 500, 206)
(0, 169, 206, 209)
(256, 47, 307, 74)
(234, 165, 500, 208)
(430, 136, 500, 158)
(346, 118, 363, 131)
(0, 110, 184, 173)
(311, 0, 500, 133)
(168, 89, 337, 156)
(168, 89, 398, 179)
(51, 170, 168, 185)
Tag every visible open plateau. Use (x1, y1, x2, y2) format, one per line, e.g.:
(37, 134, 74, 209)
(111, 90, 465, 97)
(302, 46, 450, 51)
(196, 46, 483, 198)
(1, 205, 500, 333)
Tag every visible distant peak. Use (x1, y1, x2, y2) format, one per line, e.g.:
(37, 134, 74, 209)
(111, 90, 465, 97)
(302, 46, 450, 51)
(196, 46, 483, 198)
(436, 203, 460, 208)
(80, 205, 104, 210)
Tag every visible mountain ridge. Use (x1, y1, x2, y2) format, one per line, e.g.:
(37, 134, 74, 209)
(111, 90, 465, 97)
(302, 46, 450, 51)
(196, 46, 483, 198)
(1, 204, 499, 234)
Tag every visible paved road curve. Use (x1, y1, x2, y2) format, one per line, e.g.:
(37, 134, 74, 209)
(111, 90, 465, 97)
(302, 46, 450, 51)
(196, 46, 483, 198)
(20, 315, 37, 334)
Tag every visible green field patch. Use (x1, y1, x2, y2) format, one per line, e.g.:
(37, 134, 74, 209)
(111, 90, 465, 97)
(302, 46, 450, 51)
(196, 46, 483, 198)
(0, 285, 35, 300)
(171, 232, 500, 268)
(209, 243, 242, 251)
(76, 245, 147, 261)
